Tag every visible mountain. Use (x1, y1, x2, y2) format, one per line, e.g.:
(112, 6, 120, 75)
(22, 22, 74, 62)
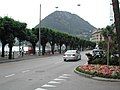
(35, 11, 96, 39)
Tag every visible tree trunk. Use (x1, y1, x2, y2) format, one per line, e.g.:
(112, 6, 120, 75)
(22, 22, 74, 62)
(59, 44, 62, 54)
(42, 45, 46, 55)
(8, 45, 12, 59)
(1, 43, 6, 57)
(112, 0, 120, 65)
(51, 44, 55, 54)
(32, 43, 36, 55)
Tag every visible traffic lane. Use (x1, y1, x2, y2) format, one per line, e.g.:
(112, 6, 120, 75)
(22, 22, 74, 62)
(0, 55, 64, 81)
(0, 55, 63, 77)
(0, 51, 88, 77)
(24, 53, 87, 90)
(0, 54, 84, 90)
(23, 59, 83, 90)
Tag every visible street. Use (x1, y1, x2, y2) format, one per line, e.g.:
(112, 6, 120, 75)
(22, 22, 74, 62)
(0, 51, 119, 90)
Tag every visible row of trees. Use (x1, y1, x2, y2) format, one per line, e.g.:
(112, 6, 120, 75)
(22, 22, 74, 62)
(0, 16, 96, 59)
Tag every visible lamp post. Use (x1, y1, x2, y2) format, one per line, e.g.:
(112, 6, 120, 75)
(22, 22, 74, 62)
(77, 4, 82, 51)
(38, 4, 41, 56)
(107, 34, 111, 65)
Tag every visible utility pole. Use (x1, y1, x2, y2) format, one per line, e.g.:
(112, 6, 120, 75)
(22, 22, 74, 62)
(112, 0, 120, 65)
(39, 4, 41, 56)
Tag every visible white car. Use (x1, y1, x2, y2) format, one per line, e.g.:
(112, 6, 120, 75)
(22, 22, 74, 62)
(92, 49, 104, 57)
(63, 50, 81, 61)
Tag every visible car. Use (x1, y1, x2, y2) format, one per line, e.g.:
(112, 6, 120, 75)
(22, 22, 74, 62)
(63, 50, 81, 61)
(92, 49, 104, 57)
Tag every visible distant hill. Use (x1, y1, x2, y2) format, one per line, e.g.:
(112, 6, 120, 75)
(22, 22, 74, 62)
(35, 11, 96, 39)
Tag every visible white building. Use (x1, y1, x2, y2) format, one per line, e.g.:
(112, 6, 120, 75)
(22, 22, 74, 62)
(90, 29, 104, 43)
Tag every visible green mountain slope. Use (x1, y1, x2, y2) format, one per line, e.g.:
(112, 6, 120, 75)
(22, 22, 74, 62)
(35, 11, 96, 39)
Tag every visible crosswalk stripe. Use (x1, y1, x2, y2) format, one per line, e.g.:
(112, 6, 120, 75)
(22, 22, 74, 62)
(58, 76, 69, 78)
(41, 84, 56, 88)
(63, 74, 71, 76)
(54, 78, 65, 81)
(48, 81, 60, 84)
(35, 88, 47, 90)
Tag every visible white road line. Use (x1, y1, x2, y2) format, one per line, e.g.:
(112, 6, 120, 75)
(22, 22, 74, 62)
(48, 81, 60, 84)
(35, 88, 47, 90)
(5, 74, 15, 78)
(22, 70, 30, 73)
(58, 76, 69, 78)
(63, 74, 71, 76)
(41, 84, 56, 88)
(54, 78, 65, 81)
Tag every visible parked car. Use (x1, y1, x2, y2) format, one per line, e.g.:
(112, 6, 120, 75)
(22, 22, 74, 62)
(63, 50, 81, 61)
(92, 49, 104, 57)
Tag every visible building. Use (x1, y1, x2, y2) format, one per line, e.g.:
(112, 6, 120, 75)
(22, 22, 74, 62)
(90, 29, 104, 43)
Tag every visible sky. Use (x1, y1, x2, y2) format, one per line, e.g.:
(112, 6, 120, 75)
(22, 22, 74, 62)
(0, 0, 115, 29)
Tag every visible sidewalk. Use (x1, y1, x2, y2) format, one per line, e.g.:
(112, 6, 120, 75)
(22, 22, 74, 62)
(0, 53, 61, 64)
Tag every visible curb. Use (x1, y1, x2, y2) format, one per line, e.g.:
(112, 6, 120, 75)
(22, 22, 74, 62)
(74, 68, 120, 82)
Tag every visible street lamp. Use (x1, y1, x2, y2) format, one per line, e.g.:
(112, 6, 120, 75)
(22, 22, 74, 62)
(107, 33, 111, 65)
(38, 4, 41, 56)
(77, 4, 82, 51)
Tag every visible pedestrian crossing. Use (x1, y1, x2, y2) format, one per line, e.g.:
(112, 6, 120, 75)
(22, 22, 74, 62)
(35, 73, 71, 90)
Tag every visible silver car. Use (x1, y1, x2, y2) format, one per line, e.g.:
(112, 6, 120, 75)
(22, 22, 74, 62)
(63, 50, 81, 61)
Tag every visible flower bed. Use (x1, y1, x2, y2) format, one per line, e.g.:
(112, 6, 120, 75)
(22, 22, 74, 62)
(76, 64, 120, 79)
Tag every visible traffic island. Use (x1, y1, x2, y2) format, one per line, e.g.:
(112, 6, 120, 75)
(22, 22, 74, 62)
(74, 64, 120, 82)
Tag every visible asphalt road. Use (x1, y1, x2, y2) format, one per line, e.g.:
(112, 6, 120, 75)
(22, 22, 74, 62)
(0, 51, 119, 90)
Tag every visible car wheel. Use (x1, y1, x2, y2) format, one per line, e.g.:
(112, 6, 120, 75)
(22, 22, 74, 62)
(64, 59, 66, 61)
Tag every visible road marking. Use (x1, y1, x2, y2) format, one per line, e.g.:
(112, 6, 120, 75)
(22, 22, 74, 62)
(22, 70, 30, 73)
(5, 74, 15, 78)
(35, 88, 47, 90)
(41, 84, 56, 88)
(48, 81, 60, 84)
(54, 78, 65, 81)
(58, 76, 69, 78)
(63, 74, 71, 76)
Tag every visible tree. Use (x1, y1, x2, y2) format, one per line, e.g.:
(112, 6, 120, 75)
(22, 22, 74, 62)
(112, 0, 120, 65)
(0, 17, 7, 57)
(0, 16, 27, 59)
(0, 16, 15, 59)
(41, 28, 49, 55)
(26, 28, 38, 55)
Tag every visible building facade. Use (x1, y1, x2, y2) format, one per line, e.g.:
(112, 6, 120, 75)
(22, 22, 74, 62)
(90, 29, 104, 43)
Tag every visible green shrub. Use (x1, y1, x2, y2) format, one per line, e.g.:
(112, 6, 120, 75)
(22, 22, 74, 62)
(109, 56, 119, 66)
(90, 56, 107, 65)
(88, 55, 119, 66)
